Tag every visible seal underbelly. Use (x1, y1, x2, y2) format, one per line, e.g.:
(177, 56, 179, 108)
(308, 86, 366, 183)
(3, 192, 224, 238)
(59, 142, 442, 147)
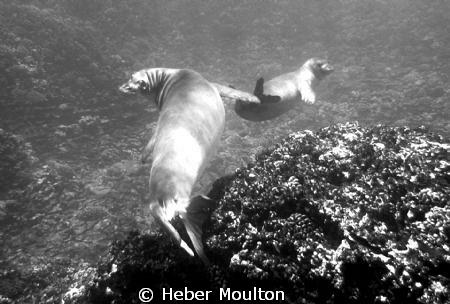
(235, 98, 297, 121)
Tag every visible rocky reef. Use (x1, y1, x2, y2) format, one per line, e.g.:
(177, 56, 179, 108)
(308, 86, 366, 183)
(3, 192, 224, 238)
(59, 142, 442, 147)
(63, 122, 449, 304)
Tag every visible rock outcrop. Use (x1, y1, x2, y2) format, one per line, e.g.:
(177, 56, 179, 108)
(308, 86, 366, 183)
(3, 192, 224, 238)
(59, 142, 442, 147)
(64, 122, 449, 304)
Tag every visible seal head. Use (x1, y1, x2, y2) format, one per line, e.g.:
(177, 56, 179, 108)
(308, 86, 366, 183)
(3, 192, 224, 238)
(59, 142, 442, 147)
(304, 57, 334, 80)
(119, 70, 150, 94)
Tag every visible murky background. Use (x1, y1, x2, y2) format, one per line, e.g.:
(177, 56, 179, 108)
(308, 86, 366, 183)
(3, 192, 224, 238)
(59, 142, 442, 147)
(0, 0, 449, 300)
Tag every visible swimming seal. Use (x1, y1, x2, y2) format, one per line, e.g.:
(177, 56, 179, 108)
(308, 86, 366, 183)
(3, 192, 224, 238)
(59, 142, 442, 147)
(234, 58, 334, 121)
(119, 68, 225, 264)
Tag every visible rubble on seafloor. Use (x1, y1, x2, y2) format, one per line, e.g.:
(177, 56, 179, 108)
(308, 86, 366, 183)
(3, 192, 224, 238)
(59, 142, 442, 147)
(63, 122, 449, 304)
(0, 129, 36, 195)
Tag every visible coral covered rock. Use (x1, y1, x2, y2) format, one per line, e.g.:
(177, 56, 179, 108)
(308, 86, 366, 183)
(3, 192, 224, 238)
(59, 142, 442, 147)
(66, 122, 449, 304)
(207, 122, 449, 303)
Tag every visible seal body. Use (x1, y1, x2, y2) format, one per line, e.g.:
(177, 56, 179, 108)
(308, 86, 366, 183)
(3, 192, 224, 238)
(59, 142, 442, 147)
(119, 68, 225, 263)
(235, 58, 334, 121)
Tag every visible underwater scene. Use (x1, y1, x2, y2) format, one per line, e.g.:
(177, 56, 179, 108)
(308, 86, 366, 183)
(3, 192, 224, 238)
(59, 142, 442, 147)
(0, 0, 449, 303)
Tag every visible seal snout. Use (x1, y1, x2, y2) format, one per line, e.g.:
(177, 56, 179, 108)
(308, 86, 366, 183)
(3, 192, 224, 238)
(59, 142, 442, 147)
(313, 59, 334, 80)
(322, 62, 334, 72)
(119, 83, 134, 94)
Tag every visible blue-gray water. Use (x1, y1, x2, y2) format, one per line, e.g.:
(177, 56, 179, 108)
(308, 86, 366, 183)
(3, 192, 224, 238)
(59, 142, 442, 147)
(0, 0, 449, 301)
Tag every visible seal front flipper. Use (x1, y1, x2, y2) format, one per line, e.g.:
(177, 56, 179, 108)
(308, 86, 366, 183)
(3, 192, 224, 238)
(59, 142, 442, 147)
(211, 82, 261, 105)
(182, 195, 217, 265)
(141, 134, 156, 164)
(299, 82, 316, 104)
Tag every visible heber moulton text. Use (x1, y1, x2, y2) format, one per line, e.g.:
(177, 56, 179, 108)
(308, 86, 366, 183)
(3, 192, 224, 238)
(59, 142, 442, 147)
(161, 287, 285, 301)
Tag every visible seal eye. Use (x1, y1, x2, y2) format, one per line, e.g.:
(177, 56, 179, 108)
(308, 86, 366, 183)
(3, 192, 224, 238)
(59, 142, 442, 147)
(138, 80, 148, 91)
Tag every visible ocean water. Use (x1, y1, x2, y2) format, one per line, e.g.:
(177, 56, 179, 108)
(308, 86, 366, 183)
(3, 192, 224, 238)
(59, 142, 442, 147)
(0, 0, 449, 301)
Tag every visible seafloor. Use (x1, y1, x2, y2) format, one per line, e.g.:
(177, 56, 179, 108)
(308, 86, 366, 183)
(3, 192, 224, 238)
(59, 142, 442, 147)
(1, 1, 450, 303)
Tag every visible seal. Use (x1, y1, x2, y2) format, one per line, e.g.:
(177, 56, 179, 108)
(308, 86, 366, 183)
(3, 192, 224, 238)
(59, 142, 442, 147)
(234, 58, 334, 121)
(119, 68, 225, 263)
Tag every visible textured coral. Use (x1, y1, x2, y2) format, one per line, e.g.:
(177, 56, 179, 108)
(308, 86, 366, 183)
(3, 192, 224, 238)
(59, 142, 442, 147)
(66, 122, 449, 304)
(206, 122, 449, 303)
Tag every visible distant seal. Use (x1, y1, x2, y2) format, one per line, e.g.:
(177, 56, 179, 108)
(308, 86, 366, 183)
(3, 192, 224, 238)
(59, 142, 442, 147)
(235, 58, 334, 121)
(119, 68, 225, 263)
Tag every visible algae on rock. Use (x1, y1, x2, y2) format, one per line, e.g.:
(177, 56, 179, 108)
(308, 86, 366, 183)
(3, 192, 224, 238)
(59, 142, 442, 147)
(65, 122, 449, 304)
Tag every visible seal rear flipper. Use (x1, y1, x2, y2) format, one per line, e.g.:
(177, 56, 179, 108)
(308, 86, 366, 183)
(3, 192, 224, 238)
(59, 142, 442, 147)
(183, 195, 217, 265)
(149, 202, 195, 257)
(253, 77, 265, 97)
(253, 78, 281, 104)
(183, 217, 209, 265)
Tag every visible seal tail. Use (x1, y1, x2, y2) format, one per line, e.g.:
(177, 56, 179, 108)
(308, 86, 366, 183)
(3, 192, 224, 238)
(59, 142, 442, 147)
(182, 195, 216, 265)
